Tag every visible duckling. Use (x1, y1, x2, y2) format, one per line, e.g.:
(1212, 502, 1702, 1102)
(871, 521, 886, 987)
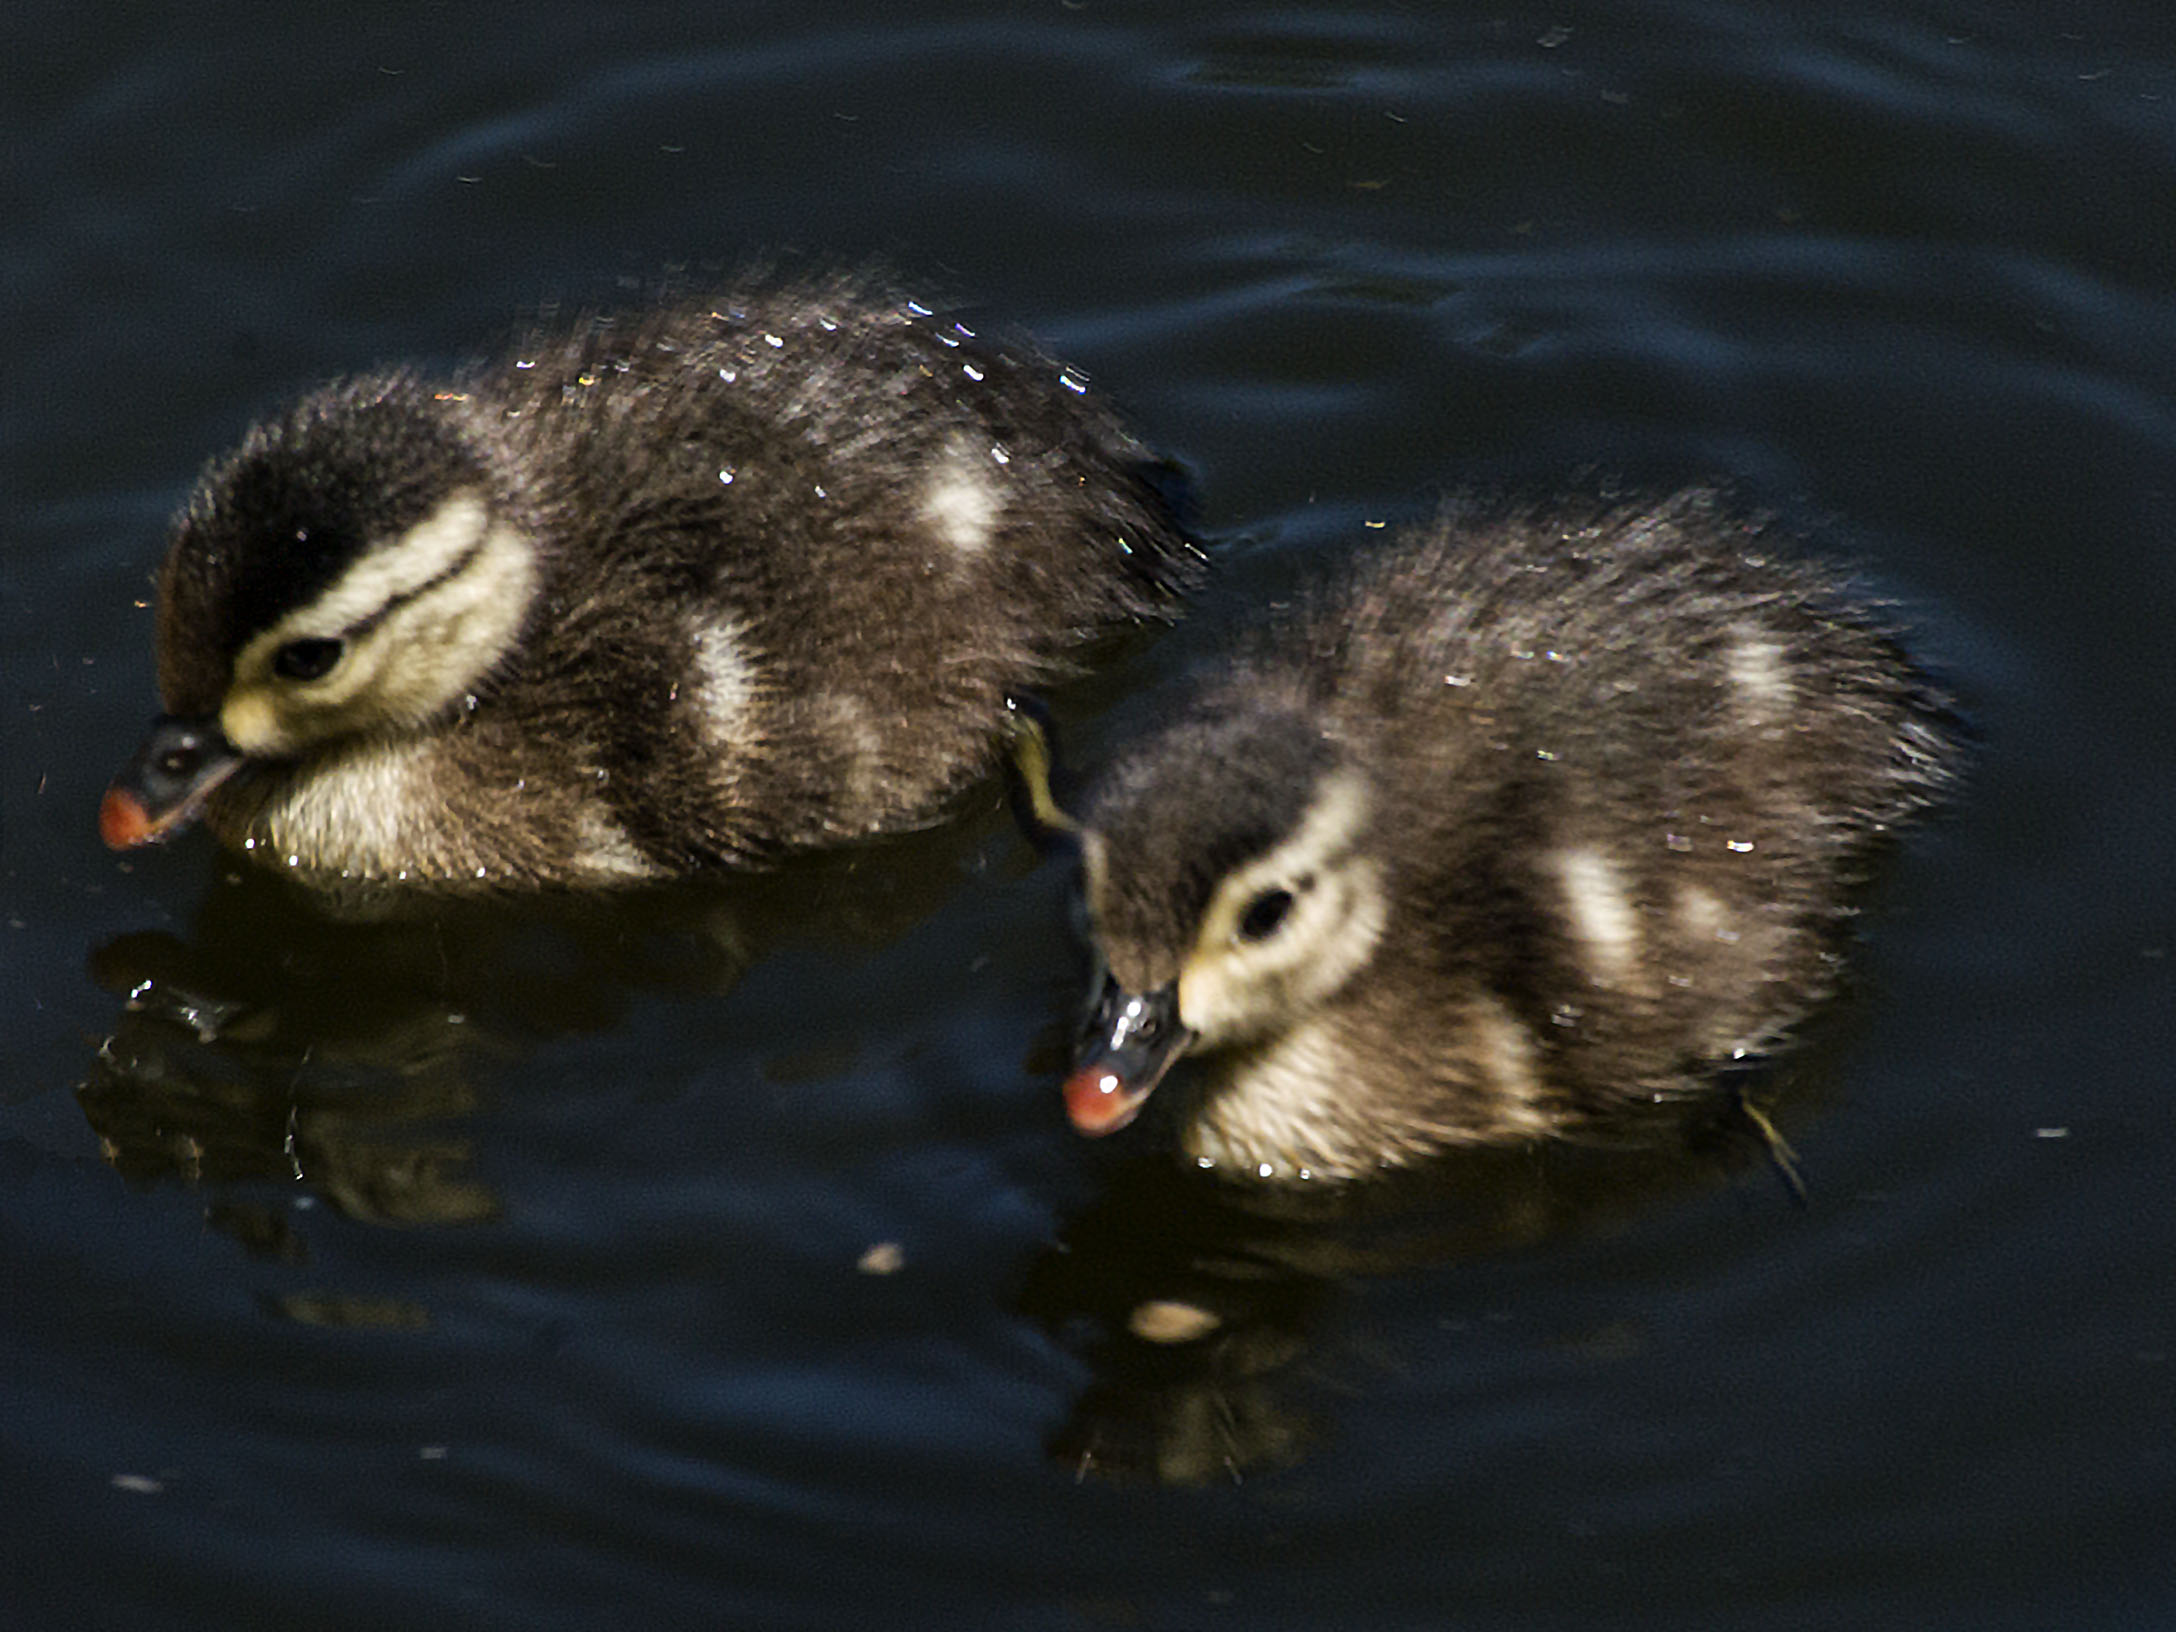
(1046, 490, 1956, 1183)
(100, 273, 1201, 890)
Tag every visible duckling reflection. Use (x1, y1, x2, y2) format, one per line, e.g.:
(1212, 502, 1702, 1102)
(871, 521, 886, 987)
(1020, 1083, 1811, 1485)
(101, 271, 1201, 891)
(80, 805, 998, 1263)
(1037, 490, 1957, 1183)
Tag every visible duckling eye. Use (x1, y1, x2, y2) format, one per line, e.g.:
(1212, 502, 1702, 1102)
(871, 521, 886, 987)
(1236, 887, 1296, 943)
(272, 638, 346, 682)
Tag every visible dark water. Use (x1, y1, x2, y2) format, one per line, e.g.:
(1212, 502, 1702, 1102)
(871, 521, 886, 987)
(7, 3, 2175, 1628)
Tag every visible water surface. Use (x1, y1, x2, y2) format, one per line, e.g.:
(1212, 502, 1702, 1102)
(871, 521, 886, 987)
(6, 4, 2174, 1628)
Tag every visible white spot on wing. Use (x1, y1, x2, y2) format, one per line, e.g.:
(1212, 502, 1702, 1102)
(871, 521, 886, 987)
(810, 691, 888, 817)
(689, 618, 756, 747)
(1676, 883, 1728, 939)
(1555, 846, 1641, 985)
(1727, 630, 1791, 713)
(1468, 996, 1555, 1136)
(573, 806, 659, 881)
(918, 438, 1004, 557)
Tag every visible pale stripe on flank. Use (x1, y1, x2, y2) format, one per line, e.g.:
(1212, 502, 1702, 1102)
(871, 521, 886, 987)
(918, 437, 1005, 557)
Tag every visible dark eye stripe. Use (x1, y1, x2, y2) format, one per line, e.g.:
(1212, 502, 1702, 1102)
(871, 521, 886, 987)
(255, 528, 489, 688)
(340, 528, 491, 641)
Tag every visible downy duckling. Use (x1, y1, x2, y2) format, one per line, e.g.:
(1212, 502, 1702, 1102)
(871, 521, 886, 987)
(101, 273, 1201, 889)
(1046, 490, 1956, 1183)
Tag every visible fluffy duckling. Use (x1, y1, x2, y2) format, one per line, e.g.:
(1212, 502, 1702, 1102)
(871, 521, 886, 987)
(101, 274, 1200, 889)
(1048, 490, 1956, 1183)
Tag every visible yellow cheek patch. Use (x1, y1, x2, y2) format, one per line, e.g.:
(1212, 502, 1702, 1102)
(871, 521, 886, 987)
(220, 686, 285, 756)
(1171, 773, 1386, 1046)
(211, 492, 537, 760)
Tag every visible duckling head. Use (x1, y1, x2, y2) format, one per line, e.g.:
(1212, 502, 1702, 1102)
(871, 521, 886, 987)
(1064, 703, 1390, 1136)
(101, 379, 540, 849)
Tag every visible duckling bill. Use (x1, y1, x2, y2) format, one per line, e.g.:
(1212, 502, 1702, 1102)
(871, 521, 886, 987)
(1051, 491, 1958, 1183)
(103, 274, 1200, 889)
(1064, 979, 1192, 1135)
(101, 719, 247, 849)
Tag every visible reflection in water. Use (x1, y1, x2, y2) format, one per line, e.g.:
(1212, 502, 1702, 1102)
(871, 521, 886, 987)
(77, 818, 996, 1280)
(1021, 1082, 1814, 1486)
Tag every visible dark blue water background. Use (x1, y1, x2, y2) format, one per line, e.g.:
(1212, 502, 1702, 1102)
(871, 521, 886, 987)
(6, 3, 2174, 1628)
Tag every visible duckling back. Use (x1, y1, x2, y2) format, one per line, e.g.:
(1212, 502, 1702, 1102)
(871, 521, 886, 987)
(1064, 490, 1956, 1182)
(106, 274, 1202, 889)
